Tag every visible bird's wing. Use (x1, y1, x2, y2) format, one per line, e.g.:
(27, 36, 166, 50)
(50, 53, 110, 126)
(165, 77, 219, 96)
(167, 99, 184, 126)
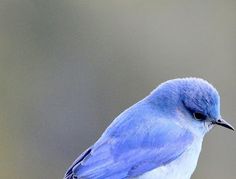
(64, 102, 194, 179)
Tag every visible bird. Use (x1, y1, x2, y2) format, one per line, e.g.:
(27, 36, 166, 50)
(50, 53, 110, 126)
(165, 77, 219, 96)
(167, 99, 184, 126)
(64, 77, 234, 179)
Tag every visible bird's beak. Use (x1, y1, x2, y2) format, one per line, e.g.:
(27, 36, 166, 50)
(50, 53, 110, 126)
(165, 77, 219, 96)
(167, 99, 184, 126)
(213, 118, 234, 131)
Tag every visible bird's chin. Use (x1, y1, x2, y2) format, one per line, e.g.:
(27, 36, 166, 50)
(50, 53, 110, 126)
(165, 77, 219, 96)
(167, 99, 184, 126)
(204, 121, 215, 132)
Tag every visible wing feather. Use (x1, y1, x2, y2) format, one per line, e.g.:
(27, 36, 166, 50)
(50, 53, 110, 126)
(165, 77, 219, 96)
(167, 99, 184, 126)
(64, 101, 193, 179)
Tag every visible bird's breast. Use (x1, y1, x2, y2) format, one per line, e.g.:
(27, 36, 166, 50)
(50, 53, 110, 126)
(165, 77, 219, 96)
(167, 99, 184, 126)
(133, 138, 203, 179)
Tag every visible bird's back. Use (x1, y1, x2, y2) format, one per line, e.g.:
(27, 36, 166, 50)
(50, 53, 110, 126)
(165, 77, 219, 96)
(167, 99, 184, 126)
(64, 99, 194, 179)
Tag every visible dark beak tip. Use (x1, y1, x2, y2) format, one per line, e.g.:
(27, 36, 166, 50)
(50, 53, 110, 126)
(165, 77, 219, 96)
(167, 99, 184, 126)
(227, 126, 235, 131)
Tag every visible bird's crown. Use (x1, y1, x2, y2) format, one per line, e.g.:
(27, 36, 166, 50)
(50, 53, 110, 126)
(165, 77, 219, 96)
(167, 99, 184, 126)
(149, 78, 220, 119)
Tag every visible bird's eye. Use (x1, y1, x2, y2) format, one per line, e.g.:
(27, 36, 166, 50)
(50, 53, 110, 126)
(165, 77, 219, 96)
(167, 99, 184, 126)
(193, 112, 207, 121)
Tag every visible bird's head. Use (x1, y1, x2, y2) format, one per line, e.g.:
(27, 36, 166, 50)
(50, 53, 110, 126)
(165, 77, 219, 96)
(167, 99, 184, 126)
(149, 78, 234, 135)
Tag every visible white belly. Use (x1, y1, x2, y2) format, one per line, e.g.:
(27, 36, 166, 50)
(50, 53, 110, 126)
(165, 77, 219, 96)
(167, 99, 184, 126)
(133, 138, 203, 179)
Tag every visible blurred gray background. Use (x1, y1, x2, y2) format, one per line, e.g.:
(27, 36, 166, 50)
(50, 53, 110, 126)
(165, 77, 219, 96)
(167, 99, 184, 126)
(0, 0, 235, 178)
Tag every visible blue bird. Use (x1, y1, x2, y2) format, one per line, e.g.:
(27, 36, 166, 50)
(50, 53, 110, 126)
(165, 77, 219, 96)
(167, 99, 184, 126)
(64, 78, 234, 179)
